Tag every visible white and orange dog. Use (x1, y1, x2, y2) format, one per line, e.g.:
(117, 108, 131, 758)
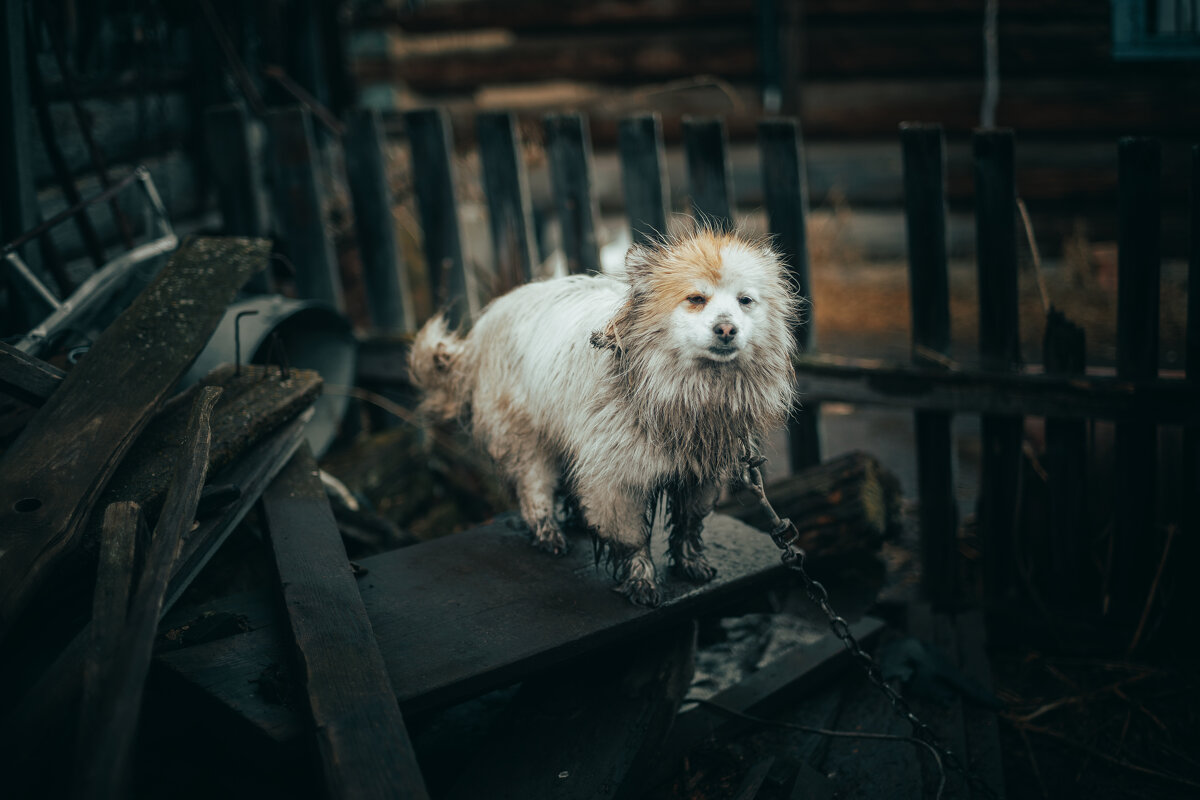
(409, 227, 799, 606)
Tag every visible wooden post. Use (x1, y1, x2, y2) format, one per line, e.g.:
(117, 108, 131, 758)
(618, 113, 669, 246)
(901, 122, 958, 609)
(1112, 136, 1161, 622)
(344, 107, 415, 333)
(1043, 309, 1090, 610)
(1180, 144, 1200, 654)
(477, 110, 538, 296)
(758, 118, 820, 470)
(205, 103, 272, 294)
(403, 108, 473, 327)
(0, 0, 47, 331)
(973, 129, 1023, 608)
(544, 112, 601, 275)
(682, 117, 734, 230)
(263, 444, 429, 799)
(266, 106, 344, 312)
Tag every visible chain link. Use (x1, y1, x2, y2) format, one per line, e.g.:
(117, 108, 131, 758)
(741, 452, 1001, 800)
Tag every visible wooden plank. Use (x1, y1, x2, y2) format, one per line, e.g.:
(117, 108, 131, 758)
(74, 387, 221, 800)
(262, 444, 429, 800)
(155, 513, 790, 744)
(682, 116, 734, 229)
(403, 107, 472, 326)
(1043, 311, 1090, 609)
(445, 624, 695, 800)
(973, 129, 1023, 608)
(0, 237, 269, 643)
(0, 340, 64, 405)
(618, 113, 669, 245)
(905, 604, 969, 799)
(0, 412, 310, 771)
(901, 122, 958, 609)
(0, 0, 46, 332)
(1112, 136, 1161, 621)
(758, 118, 820, 470)
(544, 112, 601, 275)
(1183, 146, 1200, 649)
(344, 107, 415, 333)
(360, 0, 754, 29)
(792, 353, 1200, 423)
(266, 106, 344, 312)
(477, 110, 538, 295)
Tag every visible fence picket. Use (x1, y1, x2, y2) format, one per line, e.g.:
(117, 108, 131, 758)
(205, 104, 271, 294)
(683, 117, 734, 230)
(344, 108, 415, 333)
(1112, 137, 1161, 621)
(618, 113, 669, 246)
(973, 129, 1023, 607)
(266, 106, 343, 312)
(901, 122, 958, 608)
(477, 111, 538, 297)
(545, 113, 601, 275)
(403, 108, 473, 327)
(758, 118, 820, 470)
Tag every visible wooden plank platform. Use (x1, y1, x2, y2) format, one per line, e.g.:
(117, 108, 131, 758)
(155, 513, 788, 746)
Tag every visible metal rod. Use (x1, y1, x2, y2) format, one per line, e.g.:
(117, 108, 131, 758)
(2, 170, 141, 255)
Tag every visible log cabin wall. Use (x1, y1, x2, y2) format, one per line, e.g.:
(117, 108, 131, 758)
(351, 0, 1199, 258)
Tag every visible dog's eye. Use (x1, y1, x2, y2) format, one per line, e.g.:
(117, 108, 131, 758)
(687, 295, 707, 307)
(738, 296, 755, 306)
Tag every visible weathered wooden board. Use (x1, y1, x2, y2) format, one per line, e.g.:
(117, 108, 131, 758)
(155, 513, 789, 745)
(544, 112, 602, 275)
(0, 341, 64, 405)
(0, 236, 269, 642)
(262, 445, 429, 799)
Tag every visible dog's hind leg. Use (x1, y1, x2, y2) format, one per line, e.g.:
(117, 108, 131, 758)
(514, 454, 568, 556)
(578, 481, 660, 607)
(666, 481, 719, 584)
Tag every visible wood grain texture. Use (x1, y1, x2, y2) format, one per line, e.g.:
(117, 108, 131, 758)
(75, 387, 221, 800)
(262, 444, 429, 800)
(682, 116, 734, 229)
(156, 513, 789, 745)
(0, 236, 269, 642)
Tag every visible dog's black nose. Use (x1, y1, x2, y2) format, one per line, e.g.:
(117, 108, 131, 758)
(713, 322, 738, 343)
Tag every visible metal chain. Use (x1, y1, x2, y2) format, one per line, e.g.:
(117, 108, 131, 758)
(740, 451, 1001, 800)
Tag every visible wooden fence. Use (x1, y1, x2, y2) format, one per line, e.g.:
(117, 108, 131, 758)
(206, 103, 1200, 624)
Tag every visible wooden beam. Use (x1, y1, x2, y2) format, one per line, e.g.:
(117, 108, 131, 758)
(0, 236, 269, 643)
(0, 340, 63, 405)
(682, 116, 734, 229)
(262, 444, 429, 799)
(155, 513, 790, 745)
(74, 387, 221, 800)
(793, 353, 1200, 423)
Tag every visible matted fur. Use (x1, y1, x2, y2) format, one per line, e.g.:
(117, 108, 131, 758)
(409, 225, 800, 606)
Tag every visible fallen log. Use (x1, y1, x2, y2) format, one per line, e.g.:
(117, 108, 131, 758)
(718, 450, 904, 558)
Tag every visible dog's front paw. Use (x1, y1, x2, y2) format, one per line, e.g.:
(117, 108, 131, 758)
(530, 519, 568, 556)
(672, 555, 717, 584)
(615, 576, 662, 608)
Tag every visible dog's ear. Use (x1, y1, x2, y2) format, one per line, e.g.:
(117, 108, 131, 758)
(623, 244, 654, 282)
(590, 296, 635, 356)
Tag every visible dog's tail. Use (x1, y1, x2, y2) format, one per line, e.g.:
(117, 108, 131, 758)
(408, 313, 467, 421)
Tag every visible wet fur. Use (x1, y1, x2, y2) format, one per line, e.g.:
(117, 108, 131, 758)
(409, 227, 799, 606)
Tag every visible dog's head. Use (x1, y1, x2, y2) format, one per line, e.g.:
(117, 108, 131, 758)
(596, 227, 799, 368)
